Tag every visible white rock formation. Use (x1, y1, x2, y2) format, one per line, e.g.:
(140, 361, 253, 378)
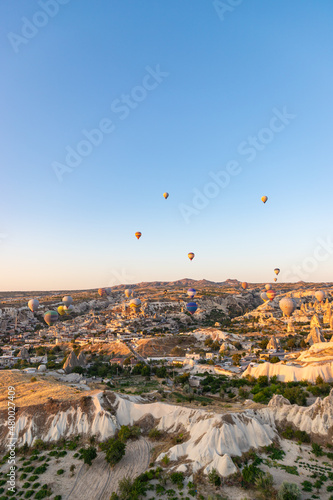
(267, 389, 333, 439)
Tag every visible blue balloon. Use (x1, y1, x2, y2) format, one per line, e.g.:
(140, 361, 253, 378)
(186, 302, 198, 315)
(187, 288, 196, 298)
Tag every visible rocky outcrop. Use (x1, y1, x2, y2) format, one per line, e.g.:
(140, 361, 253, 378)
(310, 314, 322, 328)
(77, 351, 86, 367)
(306, 326, 326, 345)
(63, 351, 80, 374)
(266, 388, 333, 443)
(18, 347, 30, 360)
(267, 336, 282, 351)
(1, 391, 276, 475)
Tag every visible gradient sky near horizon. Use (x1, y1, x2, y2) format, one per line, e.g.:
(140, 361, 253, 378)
(1, 0, 333, 291)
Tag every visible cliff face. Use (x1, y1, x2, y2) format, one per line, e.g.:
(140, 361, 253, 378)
(264, 389, 333, 443)
(0, 391, 275, 472)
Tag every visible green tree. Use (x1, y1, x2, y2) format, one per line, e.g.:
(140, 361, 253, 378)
(80, 446, 97, 466)
(101, 438, 126, 467)
(208, 468, 221, 487)
(232, 353, 241, 366)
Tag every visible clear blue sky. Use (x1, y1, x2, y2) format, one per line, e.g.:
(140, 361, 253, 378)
(1, 0, 333, 290)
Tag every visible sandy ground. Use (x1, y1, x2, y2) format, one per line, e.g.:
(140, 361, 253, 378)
(0, 439, 151, 500)
(0, 370, 83, 410)
(66, 438, 151, 500)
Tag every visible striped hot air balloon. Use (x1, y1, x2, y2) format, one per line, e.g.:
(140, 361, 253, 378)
(98, 288, 107, 297)
(186, 302, 198, 315)
(44, 310, 59, 326)
(188, 252, 195, 261)
(135, 232, 142, 240)
(187, 288, 196, 298)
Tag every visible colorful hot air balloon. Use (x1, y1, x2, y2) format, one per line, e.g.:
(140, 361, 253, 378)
(265, 284, 271, 291)
(315, 290, 325, 303)
(274, 268, 280, 275)
(28, 299, 39, 313)
(62, 296, 73, 307)
(241, 282, 248, 290)
(187, 288, 196, 298)
(98, 288, 107, 297)
(57, 306, 66, 316)
(129, 298, 141, 309)
(44, 310, 58, 326)
(124, 289, 133, 298)
(186, 302, 198, 315)
(188, 252, 195, 261)
(64, 304, 74, 315)
(135, 232, 142, 240)
(261, 196, 268, 203)
(274, 278, 277, 282)
(279, 297, 296, 317)
(261, 292, 268, 302)
(266, 289, 276, 301)
(163, 192, 169, 199)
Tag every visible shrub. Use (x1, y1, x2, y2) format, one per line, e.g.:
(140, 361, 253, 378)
(79, 446, 97, 466)
(242, 464, 262, 486)
(208, 468, 221, 487)
(57, 469, 65, 475)
(118, 425, 141, 442)
(100, 438, 126, 467)
(310, 443, 323, 457)
(302, 480, 313, 492)
(277, 482, 301, 500)
(34, 465, 47, 474)
(148, 428, 162, 440)
(170, 472, 184, 486)
(161, 455, 170, 466)
(255, 472, 275, 499)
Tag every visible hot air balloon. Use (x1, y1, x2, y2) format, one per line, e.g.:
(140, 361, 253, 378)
(265, 284, 271, 291)
(315, 290, 325, 303)
(188, 252, 195, 261)
(124, 289, 133, 298)
(57, 306, 66, 316)
(186, 302, 198, 315)
(135, 232, 142, 240)
(44, 310, 58, 326)
(98, 288, 107, 297)
(28, 299, 39, 313)
(261, 196, 268, 203)
(274, 278, 277, 282)
(64, 304, 74, 315)
(129, 298, 141, 309)
(187, 288, 196, 298)
(105, 288, 112, 296)
(241, 282, 248, 290)
(261, 292, 268, 302)
(266, 289, 276, 301)
(163, 192, 169, 199)
(274, 268, 280, 275)
(62, 296, 73, 307)
(279, 297, 296, 317)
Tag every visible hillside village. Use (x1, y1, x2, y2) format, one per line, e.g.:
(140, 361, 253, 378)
(2, 280, 333, 499)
